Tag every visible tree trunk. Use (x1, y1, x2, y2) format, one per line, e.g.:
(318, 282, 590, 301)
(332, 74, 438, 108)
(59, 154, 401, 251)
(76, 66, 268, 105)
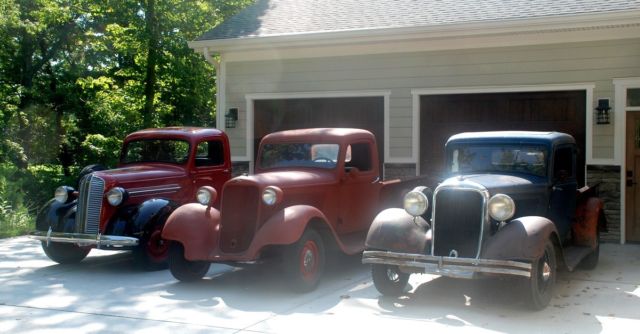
(143, 0, 159, 129)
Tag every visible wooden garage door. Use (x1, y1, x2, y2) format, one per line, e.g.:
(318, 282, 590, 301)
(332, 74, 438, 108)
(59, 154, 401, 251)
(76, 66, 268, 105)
(420, 91, 586, 185)
(254, 97, 384, 168)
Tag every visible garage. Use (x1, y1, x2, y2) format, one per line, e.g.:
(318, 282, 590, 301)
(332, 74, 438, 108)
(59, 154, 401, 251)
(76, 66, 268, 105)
(253, 97, 385, 168)
(420, 91, 586, 184)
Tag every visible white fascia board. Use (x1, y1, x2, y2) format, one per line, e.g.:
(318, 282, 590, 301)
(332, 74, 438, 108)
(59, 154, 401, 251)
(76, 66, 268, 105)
(189, 10, 640, 60)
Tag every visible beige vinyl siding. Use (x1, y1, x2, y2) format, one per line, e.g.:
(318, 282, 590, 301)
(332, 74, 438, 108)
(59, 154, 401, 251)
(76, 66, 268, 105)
(223, 38, 640, 161)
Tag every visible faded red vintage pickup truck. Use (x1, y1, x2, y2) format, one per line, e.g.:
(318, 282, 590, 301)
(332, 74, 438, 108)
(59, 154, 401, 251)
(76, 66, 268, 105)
(30, 127, 232, 269)
(162, 128, 429, 291)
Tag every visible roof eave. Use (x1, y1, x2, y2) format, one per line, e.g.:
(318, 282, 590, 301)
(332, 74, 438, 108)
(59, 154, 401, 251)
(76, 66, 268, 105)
(189, 9, 640, 54)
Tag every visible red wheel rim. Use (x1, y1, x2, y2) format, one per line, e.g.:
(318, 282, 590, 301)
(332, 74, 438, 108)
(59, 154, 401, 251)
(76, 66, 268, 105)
(299, 240, 319, 282)
(146, 229, 169, 261)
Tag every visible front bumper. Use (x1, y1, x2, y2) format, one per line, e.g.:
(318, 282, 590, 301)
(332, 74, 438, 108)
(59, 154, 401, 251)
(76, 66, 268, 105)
(29, 228, 139, 248)
(362, 250, 532, 279)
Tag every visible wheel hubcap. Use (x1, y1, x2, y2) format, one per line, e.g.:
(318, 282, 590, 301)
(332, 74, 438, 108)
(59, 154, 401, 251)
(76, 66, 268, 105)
(386, 267, 399, 282)
(147, 229, 169, 259)
(542, 261, 551, 282)
(300, 240, 318, 281)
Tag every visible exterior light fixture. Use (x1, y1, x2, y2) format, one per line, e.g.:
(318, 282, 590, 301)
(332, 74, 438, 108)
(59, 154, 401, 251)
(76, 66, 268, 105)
(595, 99, 611, 125)
(225, 108, 238, 128)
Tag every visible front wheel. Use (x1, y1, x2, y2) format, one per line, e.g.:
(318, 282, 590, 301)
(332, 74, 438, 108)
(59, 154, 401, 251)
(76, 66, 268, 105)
(371, 264, 410, 296)
(168, 243, 210, 282)
(524, 239, 557, 310)
(133, 224, 170, 271)
(284, 229, 325, 292)
(41, 241, 90, 264)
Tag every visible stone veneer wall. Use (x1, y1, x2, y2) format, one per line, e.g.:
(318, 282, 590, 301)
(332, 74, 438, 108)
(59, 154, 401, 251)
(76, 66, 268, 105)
(231, 161, 250, 177)
(586, 165, 621, 243)
(384, 163, 417, 180)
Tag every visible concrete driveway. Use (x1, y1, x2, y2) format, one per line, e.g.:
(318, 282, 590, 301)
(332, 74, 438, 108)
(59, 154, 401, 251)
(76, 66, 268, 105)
(1, 237, 639, 333)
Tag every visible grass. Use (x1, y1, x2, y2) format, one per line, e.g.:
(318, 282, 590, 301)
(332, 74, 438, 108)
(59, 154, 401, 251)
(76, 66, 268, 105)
(0, 200, 34, 238)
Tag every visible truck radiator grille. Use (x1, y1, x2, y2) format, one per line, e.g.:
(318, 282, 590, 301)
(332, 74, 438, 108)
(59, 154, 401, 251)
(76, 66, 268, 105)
(432, 189, 484, 258)
(76, 174, 105, 234)
(220, 185, 259, 253)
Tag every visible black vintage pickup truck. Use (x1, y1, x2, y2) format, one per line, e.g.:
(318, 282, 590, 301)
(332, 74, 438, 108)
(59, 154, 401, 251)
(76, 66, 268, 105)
(363, 131, 605, 310)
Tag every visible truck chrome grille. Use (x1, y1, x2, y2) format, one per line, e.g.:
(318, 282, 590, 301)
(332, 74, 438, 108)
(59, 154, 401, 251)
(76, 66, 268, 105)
(432, 189, 485, 258)
(220, 185, 259, 253)
(76, 174, 105, 234)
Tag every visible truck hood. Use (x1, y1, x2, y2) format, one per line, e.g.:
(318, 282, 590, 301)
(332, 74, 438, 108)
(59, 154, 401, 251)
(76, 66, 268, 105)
(92, 164, 187, 188)
(225, 169, 337, 189)
(440, 174, 547, 197)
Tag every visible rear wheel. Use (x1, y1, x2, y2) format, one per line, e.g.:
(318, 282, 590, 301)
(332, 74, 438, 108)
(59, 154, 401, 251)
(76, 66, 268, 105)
(284, 229, 325, 292)
(41, 241, 90, 264)
(524, 239, 556, 310)
(371, 264, 410, 296)
(579, 230, 600, 270)
(133, 224, 170, 271)
(168, 243, 210, 282)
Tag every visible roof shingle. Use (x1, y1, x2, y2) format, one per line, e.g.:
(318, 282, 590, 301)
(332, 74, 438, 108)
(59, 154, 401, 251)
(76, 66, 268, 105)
(197, 0, 640, 41)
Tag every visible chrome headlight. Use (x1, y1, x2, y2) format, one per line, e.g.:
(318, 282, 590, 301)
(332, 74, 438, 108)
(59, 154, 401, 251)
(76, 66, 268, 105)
(403, 189, 429, 217)
(488, 194, 516, 222)
(196, 187, 211, 205)
(54, 186, 73, 203)
(106, 187, 126, 206)
(262, 186, 283, 206)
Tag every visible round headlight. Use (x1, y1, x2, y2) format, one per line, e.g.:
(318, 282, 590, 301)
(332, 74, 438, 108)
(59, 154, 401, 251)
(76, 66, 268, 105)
(262, 186, 283, 206)
(403, 190, 429, 217)
(197, 188, 211, 205)
(106, 187, 126, 206)
(54, 186, 70, 203)
(488, 194, 516, 222)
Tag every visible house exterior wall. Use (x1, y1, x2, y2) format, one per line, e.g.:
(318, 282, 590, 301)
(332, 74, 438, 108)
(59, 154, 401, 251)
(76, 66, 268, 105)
(221, 38, 640, 242)
(223, 38, 640, 163)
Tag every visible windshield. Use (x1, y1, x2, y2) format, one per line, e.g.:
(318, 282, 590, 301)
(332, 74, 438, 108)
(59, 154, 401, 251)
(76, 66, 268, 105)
(449, 144, 547, 177)
(121, 139, 190, 164)
(259, 143, 340, 170)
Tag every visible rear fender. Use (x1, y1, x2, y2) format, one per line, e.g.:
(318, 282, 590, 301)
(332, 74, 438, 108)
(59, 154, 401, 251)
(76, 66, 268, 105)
(249, 205, 331, 254)
(572, 197, 604, 249)
(365, 208, 429, 254)
(161, 203, 221, 261)
(482, 216, 559, 261)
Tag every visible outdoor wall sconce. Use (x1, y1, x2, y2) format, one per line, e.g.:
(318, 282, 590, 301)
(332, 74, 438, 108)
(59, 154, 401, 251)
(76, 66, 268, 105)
(595, 99, 611, 125)
(225, 108, 238, 128)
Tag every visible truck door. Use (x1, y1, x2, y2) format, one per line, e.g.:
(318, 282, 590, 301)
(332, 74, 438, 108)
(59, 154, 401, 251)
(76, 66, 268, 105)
(338, 141, 381, 234)
(191, 139, 231, 207)
(548, 145, 577, 239)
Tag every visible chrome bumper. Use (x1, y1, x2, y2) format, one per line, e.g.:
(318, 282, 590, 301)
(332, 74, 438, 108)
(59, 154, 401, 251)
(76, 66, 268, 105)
(29, 228, 139, 248)
(362, 250, 532, 278)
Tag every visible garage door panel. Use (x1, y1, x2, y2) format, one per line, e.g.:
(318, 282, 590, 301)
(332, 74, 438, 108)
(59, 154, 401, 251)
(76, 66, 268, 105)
(420, 91, 586, 184)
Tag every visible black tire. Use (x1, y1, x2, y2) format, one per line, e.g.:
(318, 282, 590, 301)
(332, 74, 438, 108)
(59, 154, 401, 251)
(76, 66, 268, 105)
(41, 241, 90, 264)
(524, 239, 557, 310)
(133, 224, 170, 271)
(283, 229, 326, 292)
(168, 243, 210, 282)
(371, 264, 410, 297)
(579, 230, 600, 270)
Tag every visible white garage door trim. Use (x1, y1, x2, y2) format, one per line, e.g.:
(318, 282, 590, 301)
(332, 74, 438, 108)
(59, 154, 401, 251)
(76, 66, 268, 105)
(412, 83, 597, 175)
(242, 90, 391, 171)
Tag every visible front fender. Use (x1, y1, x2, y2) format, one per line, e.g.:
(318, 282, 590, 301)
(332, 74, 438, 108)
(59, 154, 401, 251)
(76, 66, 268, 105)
(249, 205, 330, 253)
(106, 198, 177, 236)
(482, 216, 559, 261)
(365, 208, 429, 254)
(35, 199, 76, 232)
(161, 203, 220, 261)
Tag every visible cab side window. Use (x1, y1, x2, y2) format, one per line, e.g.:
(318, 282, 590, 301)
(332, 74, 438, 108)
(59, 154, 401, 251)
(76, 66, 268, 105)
(553, 147, 574, 181)
(195, 140, 225, 167)
(345, 142, 372, 172)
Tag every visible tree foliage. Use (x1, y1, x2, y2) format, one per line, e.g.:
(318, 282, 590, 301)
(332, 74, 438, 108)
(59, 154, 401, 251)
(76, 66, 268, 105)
(0, 0, 252, 236)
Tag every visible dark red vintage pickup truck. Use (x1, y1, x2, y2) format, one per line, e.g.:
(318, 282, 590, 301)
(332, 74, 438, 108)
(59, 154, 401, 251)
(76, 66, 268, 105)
(30, 127, 232, 269)
(162, 128, 430, 291)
